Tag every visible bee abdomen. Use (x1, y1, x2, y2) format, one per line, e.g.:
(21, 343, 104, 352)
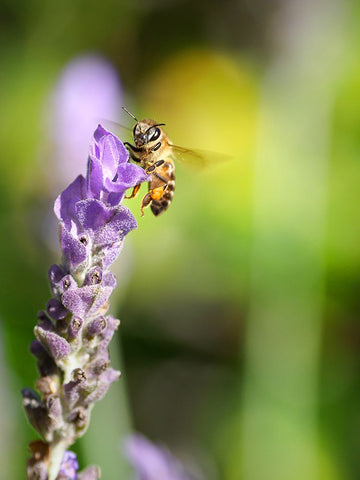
(151, 178, 175, 216)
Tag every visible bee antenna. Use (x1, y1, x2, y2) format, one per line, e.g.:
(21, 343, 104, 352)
(122, 106, 138, 122)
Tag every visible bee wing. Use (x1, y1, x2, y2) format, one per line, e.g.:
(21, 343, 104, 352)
(99, 119, 132, 138)
(169, 144, 229, 170)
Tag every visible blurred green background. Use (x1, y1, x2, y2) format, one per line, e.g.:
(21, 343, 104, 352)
(1, 1, 360, 479)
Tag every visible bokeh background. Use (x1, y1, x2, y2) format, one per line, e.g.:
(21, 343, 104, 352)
(1, 0, 360, 479)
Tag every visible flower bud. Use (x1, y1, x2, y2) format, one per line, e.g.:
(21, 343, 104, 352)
(68, 316, 83, 339)
(35, 326, 71, 362)
(86, 316, 107, 337)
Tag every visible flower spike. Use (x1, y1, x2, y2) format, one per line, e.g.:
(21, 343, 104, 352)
(23, 125, 146, 480)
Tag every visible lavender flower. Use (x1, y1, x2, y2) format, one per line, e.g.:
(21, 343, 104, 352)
(23, 125, 148, 480)
(124, 435, 190, 480)
(42, 56, 125, 256)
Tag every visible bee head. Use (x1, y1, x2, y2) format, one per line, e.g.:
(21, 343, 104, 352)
(133, 119, 165, 147)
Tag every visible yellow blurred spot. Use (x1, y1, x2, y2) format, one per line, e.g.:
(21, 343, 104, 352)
(138, 49, 259, 226)
(141, 49, 258, 159)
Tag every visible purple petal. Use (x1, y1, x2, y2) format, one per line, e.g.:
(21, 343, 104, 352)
(119, 161, 149, 184)
(92, 125, 128, 167)
(75, 199, 113, 232)
(54, 175, 87, 227)
(104, 162, 149, 193)
(94, 206, 137, 245)
(30, 340, 48, 359)
(106, 191, 124, 206)
(46, 298, 68, 320)
(49, 269, 78, 297)
(60, 224, 88, 270)
(75, 200, 137, 246)
(97, 130, 123, 176)
(83, 368, 120, 405)
(86, 285, 114, 316)
(87, 124, 148, 205)
(87, 156, 104, 199)
(48, 264, 67, 294)
(37, 312, 54, 331)
(60, 274, 79, 294)
(103, 163, 149, 207)
(97, 316, 120, 351)
(30, 340, 57, 376)
(35, 326, 71, 361)
(61, 285, 113, 318)
(93, 124, 108, 143)
(59, 451, 79, 480)
(61, 287, 95, 317)
(100, 243, 124, 270)
(102, 271, 116, 288)
(88, 126, 129, 198)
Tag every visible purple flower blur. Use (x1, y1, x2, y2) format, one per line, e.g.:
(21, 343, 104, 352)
(23, 126, 147, 480)
(48, 56, 124, 188)
(124, 435, 190, 480)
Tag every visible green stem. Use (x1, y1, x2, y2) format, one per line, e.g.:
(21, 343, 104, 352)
(48, 439, 68, 480)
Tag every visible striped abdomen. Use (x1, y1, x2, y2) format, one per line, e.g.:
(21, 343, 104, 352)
(150, 160, 176, 216)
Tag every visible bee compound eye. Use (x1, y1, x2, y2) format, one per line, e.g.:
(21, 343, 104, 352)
(154, 127, 161, 140)
(134, 123, 141, 137)
(149, 127, 160, 142)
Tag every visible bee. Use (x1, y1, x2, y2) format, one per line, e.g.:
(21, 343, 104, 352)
(122, 106, 179, 217)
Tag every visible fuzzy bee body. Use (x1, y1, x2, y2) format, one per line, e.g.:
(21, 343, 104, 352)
(124, 116, 176, 216)
(146, 159, 176, 216)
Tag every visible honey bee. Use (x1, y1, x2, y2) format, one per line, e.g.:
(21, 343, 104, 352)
(122, 106, 191, 217)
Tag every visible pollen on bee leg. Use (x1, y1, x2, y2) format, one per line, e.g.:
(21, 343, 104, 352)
(150, 186, 165, 201)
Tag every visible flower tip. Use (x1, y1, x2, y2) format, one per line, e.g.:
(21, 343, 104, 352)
(93, 123, 110, 141)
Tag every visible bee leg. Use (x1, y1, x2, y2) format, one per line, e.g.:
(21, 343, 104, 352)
(123, 142, 141, 162)
(151, 184, 168, 200)
(151, 142, 162, 152)
(140, 184, 167, 216)
(145, 160, 165, 174)
(154, 159, 165, 168)
(125, 184, 141, 199)
(140, 192, 153, 216)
